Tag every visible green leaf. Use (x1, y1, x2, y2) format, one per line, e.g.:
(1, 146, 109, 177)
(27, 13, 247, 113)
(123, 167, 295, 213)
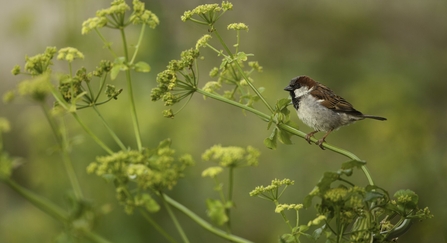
(111, 64, 123, 80)
(205, 199, 228, 226)
(134, 61, 151, 72)
(341, 160, 366, 170)
(278, 127, 293, 145)
(277, 98, 291, 109)
(264, 127, 278, 149)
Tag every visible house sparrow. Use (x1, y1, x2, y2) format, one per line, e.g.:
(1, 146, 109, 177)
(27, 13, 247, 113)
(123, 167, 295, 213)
(284, 76, 386, 149)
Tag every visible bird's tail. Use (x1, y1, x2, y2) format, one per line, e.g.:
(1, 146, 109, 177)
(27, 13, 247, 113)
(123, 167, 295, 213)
(363, 115, 387, 121)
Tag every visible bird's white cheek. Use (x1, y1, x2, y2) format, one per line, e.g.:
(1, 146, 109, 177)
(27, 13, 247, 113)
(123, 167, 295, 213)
(293, 86, 312, 98)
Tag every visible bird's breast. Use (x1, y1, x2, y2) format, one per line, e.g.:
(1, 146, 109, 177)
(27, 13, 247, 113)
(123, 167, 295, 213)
(297, 95, 351, 131)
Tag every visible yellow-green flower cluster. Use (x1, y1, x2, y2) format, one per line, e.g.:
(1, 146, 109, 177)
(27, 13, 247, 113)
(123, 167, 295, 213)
(181, 1, 233, 23)
(129, 0, 159, 28)
(202, 144, 260, 167)
(0, 118, 11, 133)
(87, 139, 194, 192)
(249, 178, 294, 197)
(195, 34, 212, 49)
(97, 0, 130, 17)
(18, 47, 57, 76)
(324, 187, 348, 203)
(17, 73, 52, 102)
(202, 81, 221, 94)
(58, 69, 88, 102)
(151, 49, 200, 117)
(202, 166, 223, 178)
(275, 203, 303, 213)
(57, 47, 84, 63)
(307, 215, 327, 226)
(81, 16, 107, 35)
(248, 61, 263, 72)
(227, 23, 248, 31)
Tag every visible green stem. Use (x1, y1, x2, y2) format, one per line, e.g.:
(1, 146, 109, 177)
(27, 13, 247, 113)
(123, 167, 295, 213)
(163, 194, 253, 243)
(95, 28, 118, 58)
(81, 229, 113, 243)
(212, 29, 274, 113)
(139, 209, 178, 243)
(195, 88, 375, 186)
(120, 28, 143, 151)
(226, 167, 234, 233)
(92, 106, 127, 151)
(129, 23, 146, 64)
(40, 104, 84, 199)
(3, 178, 69, 222)
(71, 113, 114, 155)
(161, 193, 190, 243)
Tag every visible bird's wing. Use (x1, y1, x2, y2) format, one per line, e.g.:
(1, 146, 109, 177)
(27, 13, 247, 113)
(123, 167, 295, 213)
(310, 84, 364, 116)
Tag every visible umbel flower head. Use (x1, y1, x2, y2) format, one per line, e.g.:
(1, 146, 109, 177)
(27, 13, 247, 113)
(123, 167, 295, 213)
(82, 0, 159, 35)
(151, 48, 200, 118)
(11, 47, 57, 76)
(202, 144, 260, 167)
(181, 1, 233, 25)
(87, 139, 194, 191)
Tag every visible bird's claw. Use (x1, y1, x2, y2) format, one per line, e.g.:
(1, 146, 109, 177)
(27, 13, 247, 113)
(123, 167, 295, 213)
(317, 139, 326, 150)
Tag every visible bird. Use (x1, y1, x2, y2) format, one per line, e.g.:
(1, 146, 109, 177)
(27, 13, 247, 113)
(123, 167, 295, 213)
(284, 76, 386, 149)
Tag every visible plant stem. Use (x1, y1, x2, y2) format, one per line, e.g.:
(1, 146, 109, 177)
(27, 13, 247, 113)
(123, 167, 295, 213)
(226, 167, 234, 233)
(129, 23, 146, 64)
(40, 104, 84, 199)
(120, 28, 143, 151)
(195, 88, 375, 186)
(71, 113, 114, 155)
(92, 106, 127, 151)
(163, 194, 253, 243)
(212, 29, 274, 113)
(4, 178, 68, 222)
(161, 193, 190, 243)
(139, 209, 178, 243)
(81, 229, 113, 243)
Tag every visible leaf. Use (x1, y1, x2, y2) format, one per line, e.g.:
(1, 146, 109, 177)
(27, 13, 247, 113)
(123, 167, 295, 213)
(134, 61, 151, 72)
(277, 98, 292, 109)
(110, 64, 123, 80)
(264, 127, 278, 149)
(278, 127, 293, 145)
(341, 160, 366, 170)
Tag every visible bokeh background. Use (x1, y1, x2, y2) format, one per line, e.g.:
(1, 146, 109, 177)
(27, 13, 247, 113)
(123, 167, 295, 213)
(1, 0, 446, 242)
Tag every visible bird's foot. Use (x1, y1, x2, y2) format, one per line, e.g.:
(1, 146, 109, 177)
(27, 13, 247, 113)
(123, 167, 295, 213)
(305, 131, 318, 144)
(317, 138, 326, 150)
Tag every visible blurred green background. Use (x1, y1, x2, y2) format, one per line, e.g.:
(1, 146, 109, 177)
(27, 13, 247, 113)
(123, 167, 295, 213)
(1, 0, 446, 242)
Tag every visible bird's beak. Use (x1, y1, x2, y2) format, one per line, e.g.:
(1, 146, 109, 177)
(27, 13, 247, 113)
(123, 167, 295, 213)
(284, 85, 293, 91)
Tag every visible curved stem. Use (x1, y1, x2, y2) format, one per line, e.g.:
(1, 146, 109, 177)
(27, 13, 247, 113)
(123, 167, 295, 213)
(163, 194, 253, 243)
(139, 209, 178, 243)
(92, 106, 127, 151)
(40, 104, 84, 199)
(3, 178, 69, 222)
(195, 88, 375, 186)
(161, 193, 190, 243)
(71, 113, 114, 155)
